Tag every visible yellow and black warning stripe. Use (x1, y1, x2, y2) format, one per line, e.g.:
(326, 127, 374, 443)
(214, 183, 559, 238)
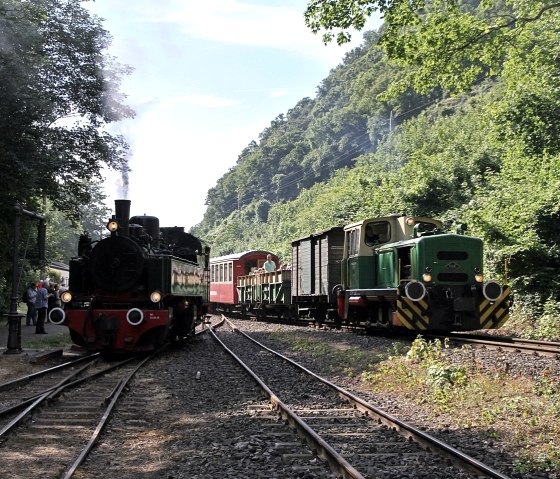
(479, 286, 511, 329)
(397, 296, 430, 330)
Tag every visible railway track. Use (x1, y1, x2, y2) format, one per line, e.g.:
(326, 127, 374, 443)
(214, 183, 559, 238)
(212, 316, 512, 479)
(0, 352, 154, 478)
(429, 333, 560, 358)
(0, 320, 214, 479)
(230, 312, 560, 359)
(73, 317, 336, 478)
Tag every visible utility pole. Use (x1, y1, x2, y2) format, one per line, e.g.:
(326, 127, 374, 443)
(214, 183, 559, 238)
(4, 203, 46, 354)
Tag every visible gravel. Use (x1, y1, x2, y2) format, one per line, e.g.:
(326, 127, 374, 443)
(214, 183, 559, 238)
(1, 318, 558, 478)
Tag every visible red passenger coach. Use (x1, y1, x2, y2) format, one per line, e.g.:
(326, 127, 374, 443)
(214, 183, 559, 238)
(209, 250, 278, 311)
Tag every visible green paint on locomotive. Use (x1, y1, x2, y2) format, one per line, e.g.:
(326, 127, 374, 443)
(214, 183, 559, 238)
(148, 256, 208, 298)
(416, 234, 483, 285)
(345, 256, 375, 289)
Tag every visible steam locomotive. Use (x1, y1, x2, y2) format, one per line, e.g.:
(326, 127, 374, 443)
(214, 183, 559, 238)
(211, 214, 511, 332)
(49, 200, 210, 352)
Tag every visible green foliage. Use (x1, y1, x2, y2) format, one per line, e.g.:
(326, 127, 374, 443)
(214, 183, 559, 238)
(194, 3, 560, 337)
(523, 298, 560, 341)
(426, 363, 468, 388)
(481, 396, 535, 425)
(406, 335, 447, 363)
(406, 336, 469, 395)
(0, 0, 133, 310)
(304, 1, 560, 96)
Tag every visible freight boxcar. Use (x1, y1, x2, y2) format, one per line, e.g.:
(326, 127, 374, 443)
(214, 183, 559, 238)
(291, 227, 344, 323)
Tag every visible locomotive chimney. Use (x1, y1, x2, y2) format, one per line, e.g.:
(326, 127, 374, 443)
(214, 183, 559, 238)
(114, 199, 131, 237)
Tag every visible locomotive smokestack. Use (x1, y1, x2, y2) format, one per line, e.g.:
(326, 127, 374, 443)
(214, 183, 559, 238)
(115, 199, 131, 237)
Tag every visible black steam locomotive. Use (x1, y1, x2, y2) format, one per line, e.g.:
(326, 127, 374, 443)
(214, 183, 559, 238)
(49, 200, 210, 352)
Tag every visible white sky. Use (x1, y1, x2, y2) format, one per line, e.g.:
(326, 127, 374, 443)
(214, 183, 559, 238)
(85, 0, 381, 229)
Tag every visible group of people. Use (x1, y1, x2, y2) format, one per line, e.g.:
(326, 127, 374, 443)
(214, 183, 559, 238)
(24, 282, 62, 334)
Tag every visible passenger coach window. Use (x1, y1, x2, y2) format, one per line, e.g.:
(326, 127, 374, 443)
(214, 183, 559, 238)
(364, 221, 390, 246)
(228, 262, 233, 282)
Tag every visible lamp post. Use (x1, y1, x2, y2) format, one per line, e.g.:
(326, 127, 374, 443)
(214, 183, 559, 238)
(5, 203, 46, 354)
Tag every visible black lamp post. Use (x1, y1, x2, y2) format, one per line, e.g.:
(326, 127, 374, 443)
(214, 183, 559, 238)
(5, 203, 46, 354)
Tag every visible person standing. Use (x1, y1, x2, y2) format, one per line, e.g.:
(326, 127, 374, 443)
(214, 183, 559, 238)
(35, 282, 49, 334)
(263, 254, 276, 273)
(25, 282, 38, 326)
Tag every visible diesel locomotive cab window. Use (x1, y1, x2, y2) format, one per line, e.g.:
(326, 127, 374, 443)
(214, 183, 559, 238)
(364, 221, 390, 246)
(416, 222, 438, 234)
(347, 229, 360, 256)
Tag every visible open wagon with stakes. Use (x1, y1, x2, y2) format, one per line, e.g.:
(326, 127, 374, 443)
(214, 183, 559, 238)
(49, 200, 210, 352)
(212, 214, 511, 332)
(209, 250, 281, 316)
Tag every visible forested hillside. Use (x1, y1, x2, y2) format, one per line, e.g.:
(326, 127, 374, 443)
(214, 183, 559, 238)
(192, 2, 560, 338)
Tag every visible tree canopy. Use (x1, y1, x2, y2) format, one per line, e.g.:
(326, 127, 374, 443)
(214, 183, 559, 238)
(0, 0, 133, 220)
(0, 0, 133, 308)
(304, 0, 560, 95)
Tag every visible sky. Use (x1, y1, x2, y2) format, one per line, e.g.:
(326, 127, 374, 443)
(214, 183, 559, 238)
(84, 0, 381, 229)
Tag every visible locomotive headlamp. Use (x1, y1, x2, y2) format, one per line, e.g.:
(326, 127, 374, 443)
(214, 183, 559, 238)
(406, 217, 415, 226)
(423, 267, 433, 282)
(60, 291, 73, 303)
(107, 220, 119, 232)
(150, 291, 162, 303)
(475, 274, 484, 283)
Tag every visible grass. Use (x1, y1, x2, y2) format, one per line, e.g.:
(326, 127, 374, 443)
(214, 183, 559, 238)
(23, 331, 73, 349)
(269, 332, 560, 476)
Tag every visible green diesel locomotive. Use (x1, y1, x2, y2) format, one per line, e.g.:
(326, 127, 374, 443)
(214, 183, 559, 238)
(339, 215, 510, 331)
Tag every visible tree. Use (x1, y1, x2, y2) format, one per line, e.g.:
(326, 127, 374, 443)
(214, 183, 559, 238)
(304, 0, 560, 95)
(0, 0, 133, 309)
(0, 0, 133, 219)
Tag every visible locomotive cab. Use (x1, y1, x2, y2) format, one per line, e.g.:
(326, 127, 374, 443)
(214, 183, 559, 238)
(341, 215, 442, 291)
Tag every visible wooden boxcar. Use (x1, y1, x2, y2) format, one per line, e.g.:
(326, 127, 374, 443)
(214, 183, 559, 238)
(209, 250, 278, 312)
(291, 227, 345, 322)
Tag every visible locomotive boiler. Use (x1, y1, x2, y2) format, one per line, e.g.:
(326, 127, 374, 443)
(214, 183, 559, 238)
(49, 200, 210, 352)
